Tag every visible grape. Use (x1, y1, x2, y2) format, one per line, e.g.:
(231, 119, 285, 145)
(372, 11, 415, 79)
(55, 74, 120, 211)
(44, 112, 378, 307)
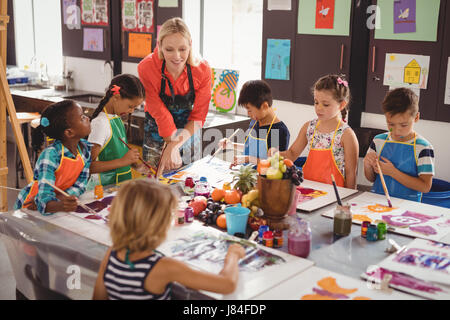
(291, 173, 298, 180)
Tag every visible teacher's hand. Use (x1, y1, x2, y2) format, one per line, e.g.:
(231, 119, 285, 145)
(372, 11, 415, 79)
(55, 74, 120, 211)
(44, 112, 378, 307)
(159, 142, 183, 174)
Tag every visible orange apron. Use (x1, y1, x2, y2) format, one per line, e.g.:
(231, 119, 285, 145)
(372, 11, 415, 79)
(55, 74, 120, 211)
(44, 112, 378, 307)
(23, 144, 85, 208)
(303, 120, 345, 187)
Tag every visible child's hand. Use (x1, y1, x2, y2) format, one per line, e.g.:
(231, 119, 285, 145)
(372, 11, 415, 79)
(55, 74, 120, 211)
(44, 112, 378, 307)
(364, 152, 378, 171)
(267, 147, 279, 157)
(226, 243, 246, 260)
(219, 138, 232, 150)
(123, 149, 140, 165)
(60, 195, 79, 212)
(378, 157, 397, 177)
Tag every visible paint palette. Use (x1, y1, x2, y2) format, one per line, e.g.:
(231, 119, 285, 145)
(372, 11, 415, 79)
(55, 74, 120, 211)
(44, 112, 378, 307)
(321, 192, 450, 243)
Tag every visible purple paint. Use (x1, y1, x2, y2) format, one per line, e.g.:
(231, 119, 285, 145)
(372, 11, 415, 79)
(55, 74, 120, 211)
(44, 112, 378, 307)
(75, 196, 115, 213)
(382, 211, 440, 228)
(312, 288, 349, 300)
(366, 267, 442, 294)
(394, 0, 416, 34)
(409, 225, 438, 236)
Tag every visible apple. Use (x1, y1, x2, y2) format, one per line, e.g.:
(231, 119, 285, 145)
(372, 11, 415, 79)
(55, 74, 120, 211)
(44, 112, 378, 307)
(266, 167, 283, 180)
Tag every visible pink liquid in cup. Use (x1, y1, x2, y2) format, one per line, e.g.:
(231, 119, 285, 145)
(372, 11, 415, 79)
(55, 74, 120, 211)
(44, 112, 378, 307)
(287, 189, 300, 215)
(288, 232, 311, 258)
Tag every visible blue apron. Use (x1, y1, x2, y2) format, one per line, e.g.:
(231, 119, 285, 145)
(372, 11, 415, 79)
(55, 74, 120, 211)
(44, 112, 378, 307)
(244, 115, 276, 160)
(143, 61, 201, 167)
(372, 133, 422, 202)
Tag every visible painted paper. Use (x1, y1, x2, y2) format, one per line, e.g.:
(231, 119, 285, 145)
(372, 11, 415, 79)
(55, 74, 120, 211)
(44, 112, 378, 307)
(445, 57, 450, 105)
(384, 53, 430, 89)
(394, 0, 417, 34)
(122, 0, 154, 33)
(63, 0, 81, 29)
(321, 192, 450, 242)
(81, 0, 109, 26)
(265, 39, 291, 81)
(296, 186, 327, 204)
(158, 0, 178, 7)
(128, 33, 152, 58)
(83, 28, 104, 52)
(315, 0, 335, 29)
(209, 68, 240, 113)
(268, 0, 292, 11)
(254, 266, 418, 300)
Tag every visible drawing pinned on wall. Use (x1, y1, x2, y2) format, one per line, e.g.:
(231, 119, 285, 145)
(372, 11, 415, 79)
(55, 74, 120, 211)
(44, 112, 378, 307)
(63, 0, 81, 29)
(81, 0, 109, 26)
(384, 53, 430, 89)
(265, 39, 291, 81)
(315, 0, 335, 29)
(128, 33, 152, 58)
(209, 68, 240, 113)
(122, 0, 137, 30)
(83, 28, 104, 52)
(122, 0, 154, 33)
(394, 0, 417, 34)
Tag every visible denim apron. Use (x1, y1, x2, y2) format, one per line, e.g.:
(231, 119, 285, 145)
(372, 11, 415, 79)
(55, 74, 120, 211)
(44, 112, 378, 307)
(243, 115, 277, 160)
(143, 61, 201, 167)
(372, 133, 422, 202)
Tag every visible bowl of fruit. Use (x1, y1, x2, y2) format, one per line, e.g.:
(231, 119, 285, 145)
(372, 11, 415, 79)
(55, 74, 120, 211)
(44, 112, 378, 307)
(256, 153, 303, 224)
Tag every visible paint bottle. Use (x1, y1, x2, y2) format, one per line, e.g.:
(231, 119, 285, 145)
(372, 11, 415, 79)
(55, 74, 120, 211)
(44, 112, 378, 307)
(366, 224, 378, 241)
(333, 204, 352, 236)
(377, 222, 387, 240)
(184, 206, 194, 223)
(94, 184, 104, 200)
(177, 203, 186, 225)
(262, 231, 274, 248)
(273, 230, 284, 248)
(361, 221, 370, 238)
(258, 225, 269, 243)
(288, 219, 311, 258)
(194, 177, 210, 198)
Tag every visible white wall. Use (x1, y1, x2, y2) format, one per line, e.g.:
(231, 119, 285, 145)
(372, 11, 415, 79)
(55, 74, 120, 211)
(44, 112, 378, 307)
(64, 56, 114, 93)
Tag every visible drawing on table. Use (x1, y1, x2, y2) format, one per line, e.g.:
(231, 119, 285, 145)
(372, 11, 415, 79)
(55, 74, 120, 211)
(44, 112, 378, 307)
(296, 186, 327, 204)
(300, 277, 370, 300)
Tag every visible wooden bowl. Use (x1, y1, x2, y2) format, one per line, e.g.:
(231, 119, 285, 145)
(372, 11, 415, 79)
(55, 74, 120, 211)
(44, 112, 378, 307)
(257, 176, 295, 223)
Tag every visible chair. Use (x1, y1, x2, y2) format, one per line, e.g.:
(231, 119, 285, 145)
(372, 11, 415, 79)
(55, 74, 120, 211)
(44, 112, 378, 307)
(24, 264, 71, 300)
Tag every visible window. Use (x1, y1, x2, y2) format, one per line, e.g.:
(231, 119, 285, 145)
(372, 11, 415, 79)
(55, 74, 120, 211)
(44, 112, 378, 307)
(13, 0, 63, 81)
(183, 0, 263, 89)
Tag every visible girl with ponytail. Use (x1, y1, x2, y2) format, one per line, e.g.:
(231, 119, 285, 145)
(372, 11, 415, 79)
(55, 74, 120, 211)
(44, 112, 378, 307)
(88, 74, 146, 186)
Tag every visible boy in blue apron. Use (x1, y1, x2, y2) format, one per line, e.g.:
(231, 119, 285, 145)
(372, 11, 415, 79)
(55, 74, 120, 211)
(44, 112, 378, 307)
(364, 88, 435, 202)
(220, 80, 290, 164)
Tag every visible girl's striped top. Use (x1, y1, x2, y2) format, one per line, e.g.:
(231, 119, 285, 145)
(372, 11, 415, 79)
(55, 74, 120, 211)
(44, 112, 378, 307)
(103, 250, 171, 300)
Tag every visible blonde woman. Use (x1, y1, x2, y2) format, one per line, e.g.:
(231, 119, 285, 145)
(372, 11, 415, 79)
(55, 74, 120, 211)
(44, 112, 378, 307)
(138, 17, 212, 175)
(93, 179, 245, 300)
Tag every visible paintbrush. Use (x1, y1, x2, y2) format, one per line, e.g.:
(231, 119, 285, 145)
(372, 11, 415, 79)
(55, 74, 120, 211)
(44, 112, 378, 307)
(41, 179, 101, 216)
(155, 142, 168, 178)
(208, 129, 241, 163)
(331, 174, 343, 206)
(376, 159, 393, 208)
(117, 136, 157, 175)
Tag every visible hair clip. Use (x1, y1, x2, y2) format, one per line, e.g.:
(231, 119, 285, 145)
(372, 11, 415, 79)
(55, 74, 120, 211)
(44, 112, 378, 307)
(111, 85, 121, 96)
(337, 77, 348, 88)
(40, 117, 50, 128)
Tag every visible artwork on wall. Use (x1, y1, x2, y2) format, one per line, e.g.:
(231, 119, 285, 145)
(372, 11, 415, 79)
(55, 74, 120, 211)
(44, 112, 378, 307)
(81, 0, 109, 26)
(209, 68, 240, 114)
(268, 0, 292, 11)
(384, 53, 430, 89)
(315, 0, 336, 29)
(265, 39, 291, 81)
(394, 0, 417, 34)
(83, 28, 104, 52)
(128, 33, 152, 58)
(362, 239, 450, 300)
(63, 0, 81, 29)
(321, 192, 450, 243)
(121, 0, 154, 33)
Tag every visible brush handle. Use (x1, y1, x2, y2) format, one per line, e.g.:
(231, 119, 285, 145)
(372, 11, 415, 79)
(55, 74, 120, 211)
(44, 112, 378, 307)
(211, 129, 241, 158)
(118, 137, 156, 172)
(330, 174, 343, 206)
(376, 159, 392, 206)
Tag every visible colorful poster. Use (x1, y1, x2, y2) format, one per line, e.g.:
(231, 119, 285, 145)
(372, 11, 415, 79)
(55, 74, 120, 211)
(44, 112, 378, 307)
(315, 0, 335, 29)
(265, 39, 291, 81)
(128, 33, 152, 58)
(209, 68, 240, 113)
(83, 28, 104, 52)
(384, 53, 430, 89)
(63, 0, 81, 29)
(445, 57, 450, 105)
(394, 0, 417, 34)
(122, 0, 154, 33)
(81, 0, 109, 26)
(158, 0, 178, 7)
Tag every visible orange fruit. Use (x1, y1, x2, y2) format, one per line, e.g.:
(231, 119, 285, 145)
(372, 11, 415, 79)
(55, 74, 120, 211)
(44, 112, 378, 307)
(211, 188, 226, 202)
(216, 214, 227, 229)
(283, 159, 294, 168)
(224, 189, 241, 204)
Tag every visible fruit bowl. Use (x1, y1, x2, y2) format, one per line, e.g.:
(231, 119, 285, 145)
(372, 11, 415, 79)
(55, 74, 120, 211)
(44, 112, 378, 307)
(257, 175, 295, 222)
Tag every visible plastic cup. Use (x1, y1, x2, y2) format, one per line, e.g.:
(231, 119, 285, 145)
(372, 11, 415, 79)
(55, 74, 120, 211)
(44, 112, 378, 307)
(287, 189, 300, 215)
(224, 204, 250, 236)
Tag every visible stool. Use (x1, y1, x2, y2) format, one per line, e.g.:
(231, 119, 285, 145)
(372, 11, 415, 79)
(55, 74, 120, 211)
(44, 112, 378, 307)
(11, 112, 41, 188)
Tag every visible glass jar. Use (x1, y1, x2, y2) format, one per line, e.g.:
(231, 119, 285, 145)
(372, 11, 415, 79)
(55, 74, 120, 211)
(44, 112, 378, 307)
(288, 219, 311, 258)
(333, 204, 352, 236)
(194, 177, 210, 198)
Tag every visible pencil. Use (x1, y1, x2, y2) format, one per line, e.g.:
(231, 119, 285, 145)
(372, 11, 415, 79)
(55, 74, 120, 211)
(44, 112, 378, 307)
(208, 129, 241, 162)
(376, 159, 393, 208)
(117, 136, 157, 174)
(331, 174, 343, 206)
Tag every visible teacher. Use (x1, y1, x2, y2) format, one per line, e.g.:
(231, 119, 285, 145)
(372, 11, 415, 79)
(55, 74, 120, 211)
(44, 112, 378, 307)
(138, 17, 212, 174)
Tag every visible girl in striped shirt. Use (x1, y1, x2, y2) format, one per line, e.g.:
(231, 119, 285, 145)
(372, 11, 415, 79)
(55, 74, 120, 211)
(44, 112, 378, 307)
(93, 179, 245, 300)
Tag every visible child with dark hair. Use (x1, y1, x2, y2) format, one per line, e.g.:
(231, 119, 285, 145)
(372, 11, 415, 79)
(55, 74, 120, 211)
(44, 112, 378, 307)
(88, 74, 146, 186)
(15, 100, 92, 214)
(364, 87, 434, 202)
(220, 80, 290, 165)
(271, 74, 359, 189)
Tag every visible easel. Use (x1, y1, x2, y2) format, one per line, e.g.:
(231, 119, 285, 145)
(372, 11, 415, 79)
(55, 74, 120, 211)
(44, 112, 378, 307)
(0, 2, 33, 212)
